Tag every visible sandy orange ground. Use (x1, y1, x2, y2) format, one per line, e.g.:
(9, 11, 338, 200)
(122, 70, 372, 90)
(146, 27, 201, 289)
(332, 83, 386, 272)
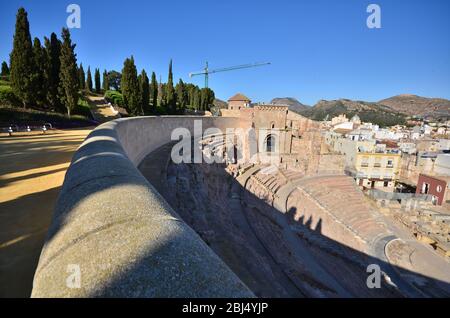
(0, 128, 92, 297)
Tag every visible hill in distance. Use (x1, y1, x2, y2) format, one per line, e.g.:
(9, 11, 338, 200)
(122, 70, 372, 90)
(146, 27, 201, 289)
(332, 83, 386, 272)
(270, 97, 310, 113)
(213, 98, 228, 109)
(298, 98, 407, 127)
(268, 94, 449, 126)
(378, 94, 450, 120)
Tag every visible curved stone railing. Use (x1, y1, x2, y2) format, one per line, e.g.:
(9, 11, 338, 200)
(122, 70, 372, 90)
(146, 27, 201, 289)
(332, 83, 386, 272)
(31, 116, 253, 297)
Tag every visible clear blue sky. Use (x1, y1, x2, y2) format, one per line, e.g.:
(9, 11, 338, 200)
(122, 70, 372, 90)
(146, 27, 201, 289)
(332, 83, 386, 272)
(1, 0, 449, 105)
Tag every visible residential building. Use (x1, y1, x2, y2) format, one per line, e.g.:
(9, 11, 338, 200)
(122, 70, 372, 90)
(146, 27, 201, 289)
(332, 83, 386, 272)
(416, 174, 450, 205)
(352, 152, 401, 191)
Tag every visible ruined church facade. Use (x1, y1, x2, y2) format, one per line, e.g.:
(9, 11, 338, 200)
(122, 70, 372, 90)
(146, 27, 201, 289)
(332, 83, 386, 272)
(221, 94, 344, 175)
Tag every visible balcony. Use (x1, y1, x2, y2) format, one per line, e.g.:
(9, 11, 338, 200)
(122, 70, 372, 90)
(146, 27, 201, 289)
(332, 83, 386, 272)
(361, 163, 369, 167)
(373, 163, 381, 168)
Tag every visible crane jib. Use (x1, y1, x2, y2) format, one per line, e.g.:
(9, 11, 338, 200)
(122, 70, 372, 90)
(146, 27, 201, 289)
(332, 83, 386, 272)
(189, 61, 271, 88)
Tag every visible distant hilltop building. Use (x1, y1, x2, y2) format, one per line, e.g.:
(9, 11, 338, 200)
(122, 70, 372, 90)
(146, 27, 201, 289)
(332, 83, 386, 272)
(228, 93, 251, 110)
(351, 114, 361, 125)
(331, 114, 348, 126)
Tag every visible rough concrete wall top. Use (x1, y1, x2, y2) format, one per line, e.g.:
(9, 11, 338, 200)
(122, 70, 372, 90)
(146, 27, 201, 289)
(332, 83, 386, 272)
(31, 116, 253, 298)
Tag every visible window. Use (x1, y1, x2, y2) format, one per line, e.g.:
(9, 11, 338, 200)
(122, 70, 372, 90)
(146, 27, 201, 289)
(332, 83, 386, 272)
(421, 182, 430, 194)
(384, 181, 389, 187)
(387, 159, 394, 168)
(361, 157, 369, 167)
(437, 185, 443, 193)
(432, 196, 438, 205)
(374, 158, 381, 168)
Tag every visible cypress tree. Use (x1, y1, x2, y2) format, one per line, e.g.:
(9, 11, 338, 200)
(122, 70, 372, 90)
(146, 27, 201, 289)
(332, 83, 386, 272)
(121, 56, 141, 116)
(139, 69, 150, 114)
(78, 63, 85, 89)
(10, 7, 35, 108)
(44, 33, 62, 112)
(86, 66, 93, 92)
(192, 88, 200, 111)
(1, 61, 9, 76)
(200, 87, 215, 111)
(150, 71, 158, 112)
(185, 84, 201, 110)
(102, 70, 109, 91)
(159, 83, 167, 109)
(186, 83, 195, 108)
(58, 28, 79, 117)
(32, 37, 47, 107)
(166, 59, 176, 114)
(175, 79, 187, 113)
(94, 68, 101, 93)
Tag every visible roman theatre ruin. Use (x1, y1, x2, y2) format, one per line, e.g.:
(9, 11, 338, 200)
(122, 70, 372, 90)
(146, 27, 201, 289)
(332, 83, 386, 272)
(31, 106, 450, 297)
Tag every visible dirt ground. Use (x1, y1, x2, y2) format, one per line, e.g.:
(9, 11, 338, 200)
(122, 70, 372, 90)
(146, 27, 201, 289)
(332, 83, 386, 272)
(0, 128, 92, 297)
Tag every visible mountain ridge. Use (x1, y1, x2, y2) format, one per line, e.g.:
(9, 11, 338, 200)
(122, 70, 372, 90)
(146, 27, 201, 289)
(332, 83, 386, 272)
(378, 94, 450, 119)
(270, 97, 310, 114)
(268, 94, 450, 124)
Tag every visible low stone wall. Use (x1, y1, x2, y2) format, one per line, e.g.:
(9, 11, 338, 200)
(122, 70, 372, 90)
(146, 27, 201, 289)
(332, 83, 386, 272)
(31, 116, 253, 298)
(366, 189, 431, 202)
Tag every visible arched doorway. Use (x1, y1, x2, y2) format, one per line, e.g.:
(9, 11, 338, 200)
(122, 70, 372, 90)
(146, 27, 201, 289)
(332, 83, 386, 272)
(265, 134, 276, 152)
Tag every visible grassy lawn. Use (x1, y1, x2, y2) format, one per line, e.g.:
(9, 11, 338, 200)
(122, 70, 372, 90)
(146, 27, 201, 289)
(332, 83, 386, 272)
(0, 79, 97, 129)
(0, 107, 96, 129)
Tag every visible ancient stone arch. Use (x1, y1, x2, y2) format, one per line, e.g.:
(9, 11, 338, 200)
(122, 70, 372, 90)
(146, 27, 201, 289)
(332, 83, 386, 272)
(265, 134, 276, 152)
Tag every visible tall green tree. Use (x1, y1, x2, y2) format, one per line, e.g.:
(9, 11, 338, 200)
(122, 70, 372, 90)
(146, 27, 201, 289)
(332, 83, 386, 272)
(159, 83, 167, 108)
(44, 33, 62, 112)
(32, 37, 47, 107)
(10, 8, 35, 108)
(185, 83, 194, 107)
(1, 61, 9, 76)
(58, 28, 79, 117)
(165, 59, 176, 114)
(94, 68, 101, 93)
(175, 79, 187, 113)
(121, 56, 141, 116)
(78, 63, 85, 89)
(150, 72, 158, 112)
(200, 87, 215, 111)
(102, 70, 109, 91)
(86, 66, 93, 92)
(107, 70, 121, 91)
(185, 84, 201, 110)
(192, 88, 200, 111)
(139, 69, 150, 114)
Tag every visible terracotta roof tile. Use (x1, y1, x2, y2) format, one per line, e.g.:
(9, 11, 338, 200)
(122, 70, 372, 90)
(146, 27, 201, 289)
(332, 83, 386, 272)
(228, 93, 251, 102)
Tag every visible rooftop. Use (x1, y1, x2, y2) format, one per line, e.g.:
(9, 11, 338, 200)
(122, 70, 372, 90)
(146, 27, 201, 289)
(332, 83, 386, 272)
(228, 93, 251, 102)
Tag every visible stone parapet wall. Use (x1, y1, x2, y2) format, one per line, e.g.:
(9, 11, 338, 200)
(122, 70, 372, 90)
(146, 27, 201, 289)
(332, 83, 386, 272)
(31, 116, 253, 298)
